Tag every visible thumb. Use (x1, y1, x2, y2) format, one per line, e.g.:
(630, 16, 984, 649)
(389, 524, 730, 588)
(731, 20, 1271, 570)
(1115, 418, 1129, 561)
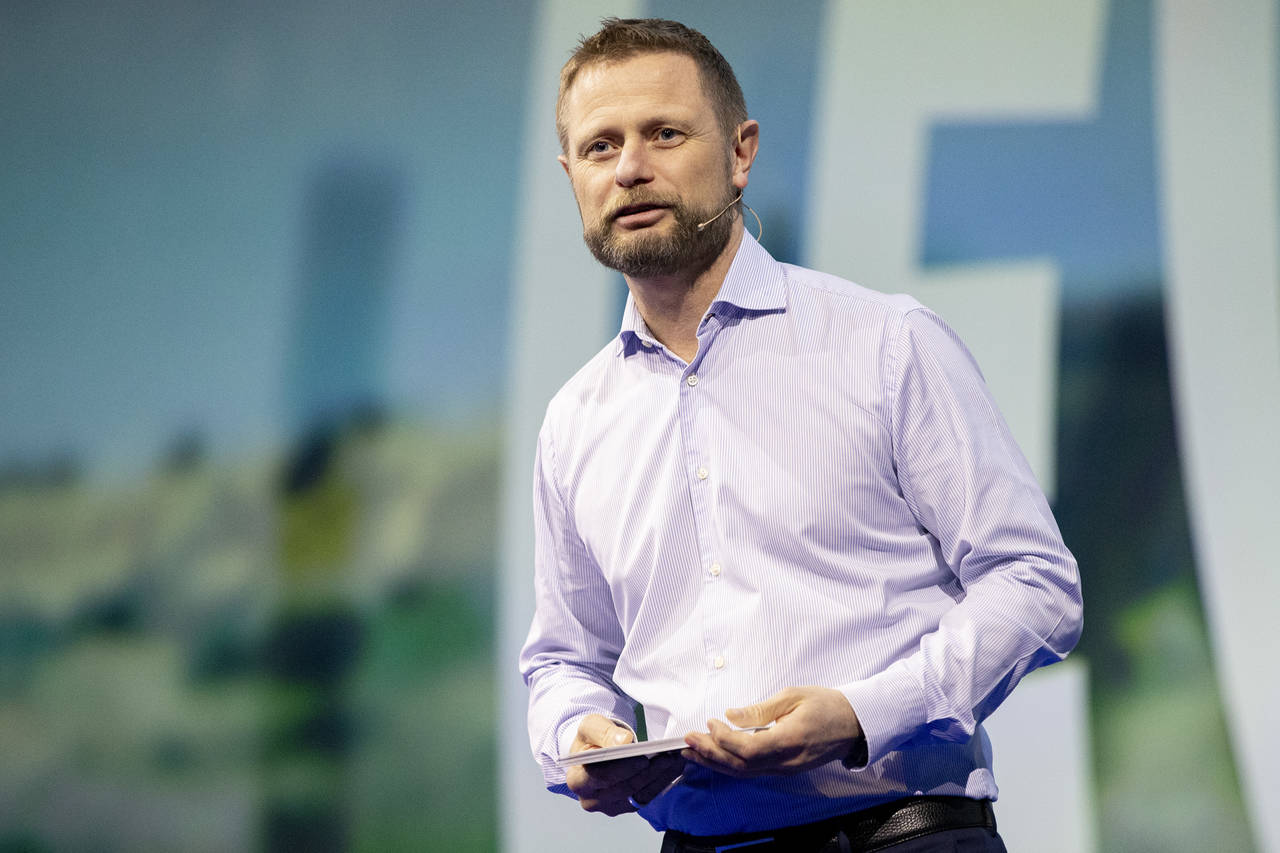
(725, 691, 793, 728)
(576, 713, 635, 749)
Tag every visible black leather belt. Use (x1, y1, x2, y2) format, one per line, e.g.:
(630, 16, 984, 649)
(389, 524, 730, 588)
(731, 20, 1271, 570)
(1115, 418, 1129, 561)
(659, 796, 997, 853)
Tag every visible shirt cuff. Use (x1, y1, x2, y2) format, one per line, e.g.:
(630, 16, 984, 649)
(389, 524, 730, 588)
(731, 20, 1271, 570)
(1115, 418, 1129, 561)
(838, 660, 929, 768)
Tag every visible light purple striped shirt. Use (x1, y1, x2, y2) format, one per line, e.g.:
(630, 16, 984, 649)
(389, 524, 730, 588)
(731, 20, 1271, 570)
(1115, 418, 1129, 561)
(520, 233, 1082, 835)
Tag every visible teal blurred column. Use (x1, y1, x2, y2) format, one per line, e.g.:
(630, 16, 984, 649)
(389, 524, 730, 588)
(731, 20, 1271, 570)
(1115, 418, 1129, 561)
(263, 160, 405, 851)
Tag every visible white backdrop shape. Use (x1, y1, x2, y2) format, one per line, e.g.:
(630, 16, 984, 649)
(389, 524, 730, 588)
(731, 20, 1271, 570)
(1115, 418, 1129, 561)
(1156, 2, 1280, 850)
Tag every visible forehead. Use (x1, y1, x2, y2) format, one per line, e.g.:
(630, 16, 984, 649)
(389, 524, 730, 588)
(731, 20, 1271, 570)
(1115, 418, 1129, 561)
(561, 52, 714, 139)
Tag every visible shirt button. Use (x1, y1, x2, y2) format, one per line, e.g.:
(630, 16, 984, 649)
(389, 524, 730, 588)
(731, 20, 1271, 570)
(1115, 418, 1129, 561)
(713, 655, 726, 669)
(686, 374, 699, 386)
(696, 466, 709, 480)
(710, 563, 722, 577)
(641, 340, 653, 348)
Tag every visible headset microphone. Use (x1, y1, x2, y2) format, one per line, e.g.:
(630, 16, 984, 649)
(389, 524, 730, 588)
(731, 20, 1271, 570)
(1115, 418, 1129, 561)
(696, 192, 744, 231)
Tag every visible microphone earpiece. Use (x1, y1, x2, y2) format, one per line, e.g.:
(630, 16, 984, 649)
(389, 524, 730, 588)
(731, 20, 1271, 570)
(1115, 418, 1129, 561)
(696, 192, 744, 231)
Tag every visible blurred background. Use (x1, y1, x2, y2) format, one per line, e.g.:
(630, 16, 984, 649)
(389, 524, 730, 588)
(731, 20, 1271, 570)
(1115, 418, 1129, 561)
(2, 1, 1277, 852)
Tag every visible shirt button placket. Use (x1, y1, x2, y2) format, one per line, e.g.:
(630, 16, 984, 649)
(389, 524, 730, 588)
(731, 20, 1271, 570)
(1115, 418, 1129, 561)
(682, 358, 723, 688)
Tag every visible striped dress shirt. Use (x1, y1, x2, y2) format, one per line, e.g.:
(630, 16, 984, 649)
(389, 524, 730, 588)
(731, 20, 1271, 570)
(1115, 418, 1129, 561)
(520, 232, 1082, 835)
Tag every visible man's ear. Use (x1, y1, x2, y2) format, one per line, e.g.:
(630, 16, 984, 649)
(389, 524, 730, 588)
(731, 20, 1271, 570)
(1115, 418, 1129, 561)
(558, 154, 570, 177)
(732, 120, 760, 190)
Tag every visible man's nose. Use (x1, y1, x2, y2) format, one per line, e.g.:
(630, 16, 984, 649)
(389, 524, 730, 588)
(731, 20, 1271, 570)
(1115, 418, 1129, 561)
(614, 141, 653, 187)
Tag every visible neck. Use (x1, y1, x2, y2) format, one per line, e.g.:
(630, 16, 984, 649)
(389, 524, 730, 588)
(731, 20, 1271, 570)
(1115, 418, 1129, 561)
(626, 222, 744, 363)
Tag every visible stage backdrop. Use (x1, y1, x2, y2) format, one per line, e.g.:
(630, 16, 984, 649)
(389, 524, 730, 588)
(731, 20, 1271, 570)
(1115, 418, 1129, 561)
(1, 2, 1276, 852)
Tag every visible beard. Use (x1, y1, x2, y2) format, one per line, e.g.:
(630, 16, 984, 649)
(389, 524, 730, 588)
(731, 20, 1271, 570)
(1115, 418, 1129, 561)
(582, 185, 737, 279)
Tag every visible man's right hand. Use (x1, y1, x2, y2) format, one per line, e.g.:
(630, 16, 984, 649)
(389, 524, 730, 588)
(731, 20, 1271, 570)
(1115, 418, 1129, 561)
(565, 714, 685, 816)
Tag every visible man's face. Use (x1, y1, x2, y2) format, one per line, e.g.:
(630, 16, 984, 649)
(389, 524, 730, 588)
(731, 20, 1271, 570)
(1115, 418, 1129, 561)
(558, 52, 748, 279)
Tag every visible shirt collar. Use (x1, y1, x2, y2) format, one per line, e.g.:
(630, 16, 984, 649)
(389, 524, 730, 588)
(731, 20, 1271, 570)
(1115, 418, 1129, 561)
(615, 231, 787, 356)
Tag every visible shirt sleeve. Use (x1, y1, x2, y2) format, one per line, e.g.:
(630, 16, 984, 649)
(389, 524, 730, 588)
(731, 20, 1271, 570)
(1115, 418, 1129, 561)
(838, 307, 1083, 768)
(519, 417, 639, 793)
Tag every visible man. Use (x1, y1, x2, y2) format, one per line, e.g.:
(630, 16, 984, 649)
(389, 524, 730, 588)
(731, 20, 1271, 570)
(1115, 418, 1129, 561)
(521, 17, 1081, 852)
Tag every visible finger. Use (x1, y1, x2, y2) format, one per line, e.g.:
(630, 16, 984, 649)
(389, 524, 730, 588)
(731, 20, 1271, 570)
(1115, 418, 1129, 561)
(623, 758, 684, 806)
(571, 766, 647, 809)
(684, 729, 754, 776)
(707, 717, 782, 762)
(581, 761, 676, 814)
(647, 751, 685, 777)
(724, 689, 796, 728)
(567, 764, 614, 797)
(631, 767, 682, 805)
(681, 743, 755, 778)
(571, 754, 651, 790)
(632, 753, 684, 789)
(571, 747, 683, 797)
(646, 763, 687, 803)
(690, 719, 805, 777)
(578, 791, 638, 816)
(575, 714, 635, 750)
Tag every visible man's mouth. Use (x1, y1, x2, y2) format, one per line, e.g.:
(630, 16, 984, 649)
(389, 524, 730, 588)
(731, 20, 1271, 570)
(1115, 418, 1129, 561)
(611, 202, 670, 228)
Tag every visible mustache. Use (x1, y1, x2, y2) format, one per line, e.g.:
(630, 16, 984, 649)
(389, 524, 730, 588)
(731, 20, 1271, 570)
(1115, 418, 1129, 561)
(603, 193, 681, 222)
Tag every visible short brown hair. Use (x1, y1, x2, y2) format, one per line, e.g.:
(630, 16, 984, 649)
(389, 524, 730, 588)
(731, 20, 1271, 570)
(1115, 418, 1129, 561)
(556, 18, 748, 153)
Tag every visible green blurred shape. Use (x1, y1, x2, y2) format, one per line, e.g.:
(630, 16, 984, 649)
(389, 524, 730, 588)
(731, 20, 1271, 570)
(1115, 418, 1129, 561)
(279, 475, 359, 579)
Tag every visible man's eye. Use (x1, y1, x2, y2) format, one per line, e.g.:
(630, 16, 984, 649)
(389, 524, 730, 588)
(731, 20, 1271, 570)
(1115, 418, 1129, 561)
(657, 128, 680, 141)
(587, 141, 612, 155)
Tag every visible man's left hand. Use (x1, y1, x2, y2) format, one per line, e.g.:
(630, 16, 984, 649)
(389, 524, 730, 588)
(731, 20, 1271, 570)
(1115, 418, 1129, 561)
(682, 686, 862, 777)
